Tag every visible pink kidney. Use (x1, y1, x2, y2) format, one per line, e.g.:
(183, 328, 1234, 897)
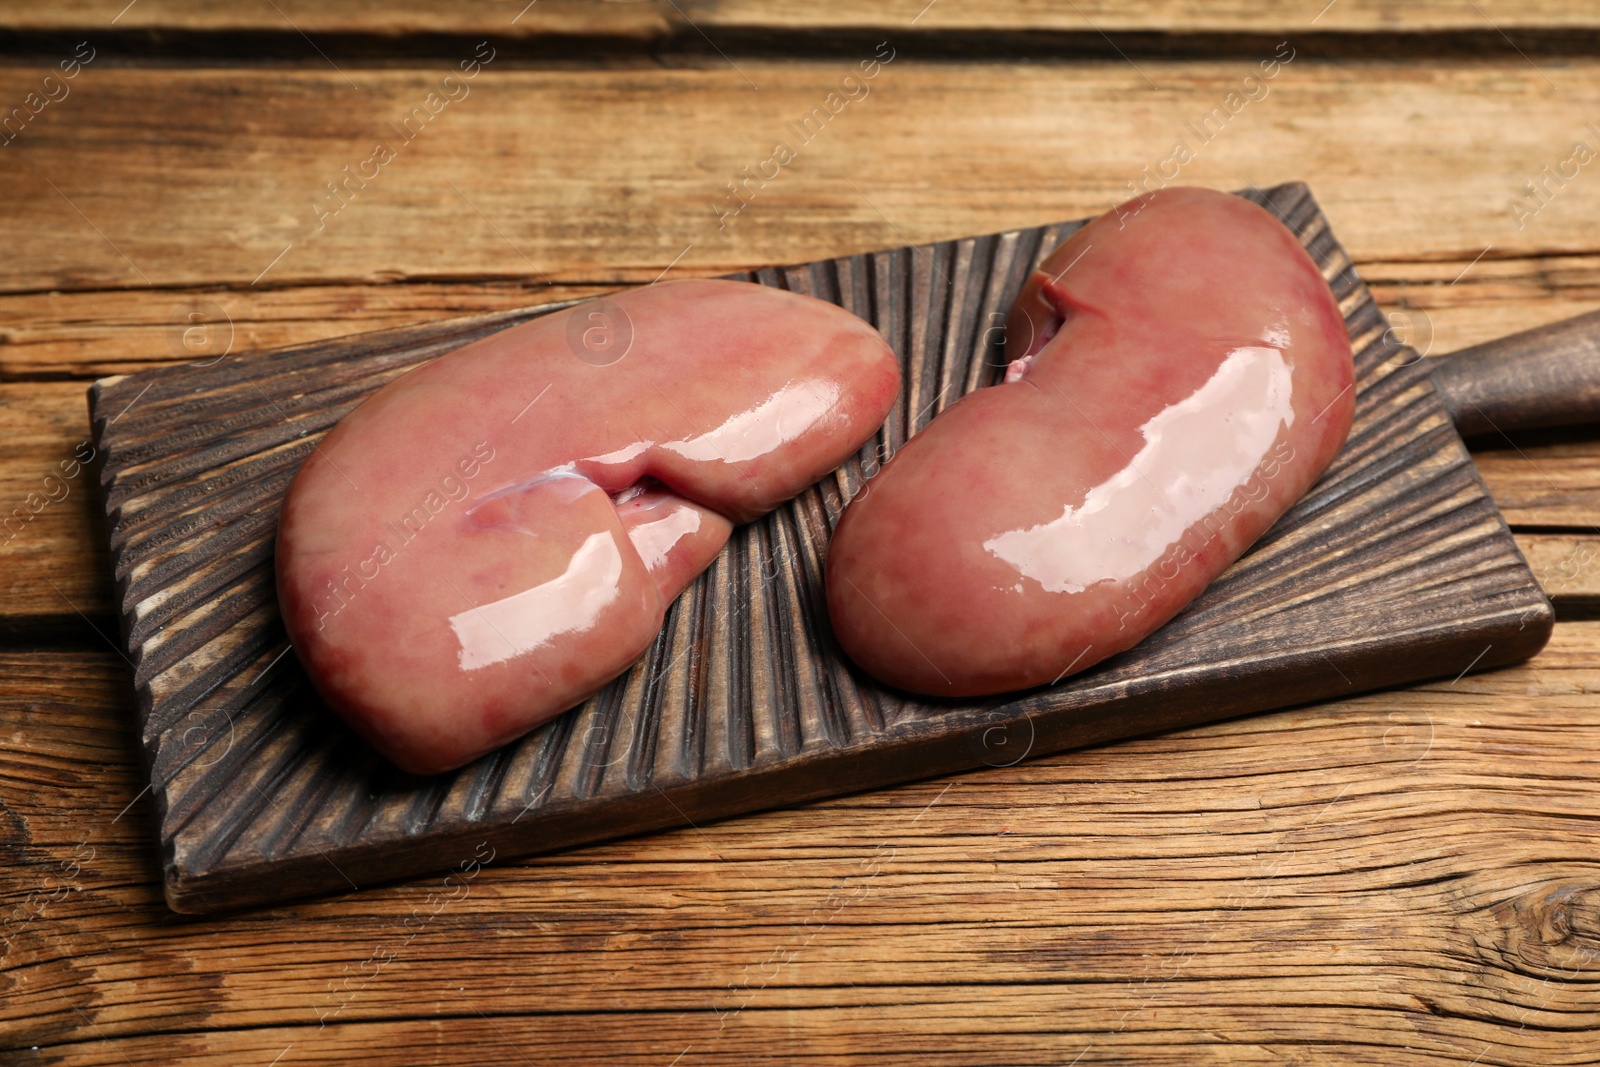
(826, 187, 1356, 697)
(278, 279, 899, 774)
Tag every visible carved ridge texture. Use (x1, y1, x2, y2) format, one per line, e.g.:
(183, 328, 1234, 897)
(86, 184, 1553, 913)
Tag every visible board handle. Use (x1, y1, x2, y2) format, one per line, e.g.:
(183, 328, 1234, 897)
(1431, 309, 1600, 435)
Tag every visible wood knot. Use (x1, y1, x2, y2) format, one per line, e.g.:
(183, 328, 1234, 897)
(1489, 876, 1600, 978)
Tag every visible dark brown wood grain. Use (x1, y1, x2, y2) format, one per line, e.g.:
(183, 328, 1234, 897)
(84, 182, 1554, 914)
(1434, 308, 1600, 435)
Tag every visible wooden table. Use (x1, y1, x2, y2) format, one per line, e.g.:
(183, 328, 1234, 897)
(5, 3, 1600, 1063)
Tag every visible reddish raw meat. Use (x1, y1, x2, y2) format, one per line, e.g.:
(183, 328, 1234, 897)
(825, 187, 1355, 697)
(278, 279, 899, 774)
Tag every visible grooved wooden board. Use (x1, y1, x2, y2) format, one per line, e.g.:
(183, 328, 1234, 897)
(86, 182, 1553, 914)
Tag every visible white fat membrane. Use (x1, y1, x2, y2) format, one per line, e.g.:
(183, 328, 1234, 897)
(984, 346, 1294, 594)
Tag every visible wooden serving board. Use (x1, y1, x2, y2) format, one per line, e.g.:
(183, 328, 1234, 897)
(87, 183, 1553, 914)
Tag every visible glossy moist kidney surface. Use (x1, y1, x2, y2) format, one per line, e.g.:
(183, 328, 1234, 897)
(277, 278, 900, 775)
(825, 187, 1356, 698)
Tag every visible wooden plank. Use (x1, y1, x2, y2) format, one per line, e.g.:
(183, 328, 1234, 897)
(1364, 253, 1600, 360)
(4, 0, 673, 37)
(5, 61, 1600, 297)
(10, 0, 1600, 37)
(0, 381, 115, 636)
(708, 0, 1600, 33)
(1518, 532, 1600, 614)
(6, 623, 1600, 1061)
(0, 281, 614, 380)
(1474, 428, 1600, 528)
(6, 255, 1600, 381)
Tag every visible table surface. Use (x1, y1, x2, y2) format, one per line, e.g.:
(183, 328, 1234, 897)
(4, 3, 1600, 1064)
